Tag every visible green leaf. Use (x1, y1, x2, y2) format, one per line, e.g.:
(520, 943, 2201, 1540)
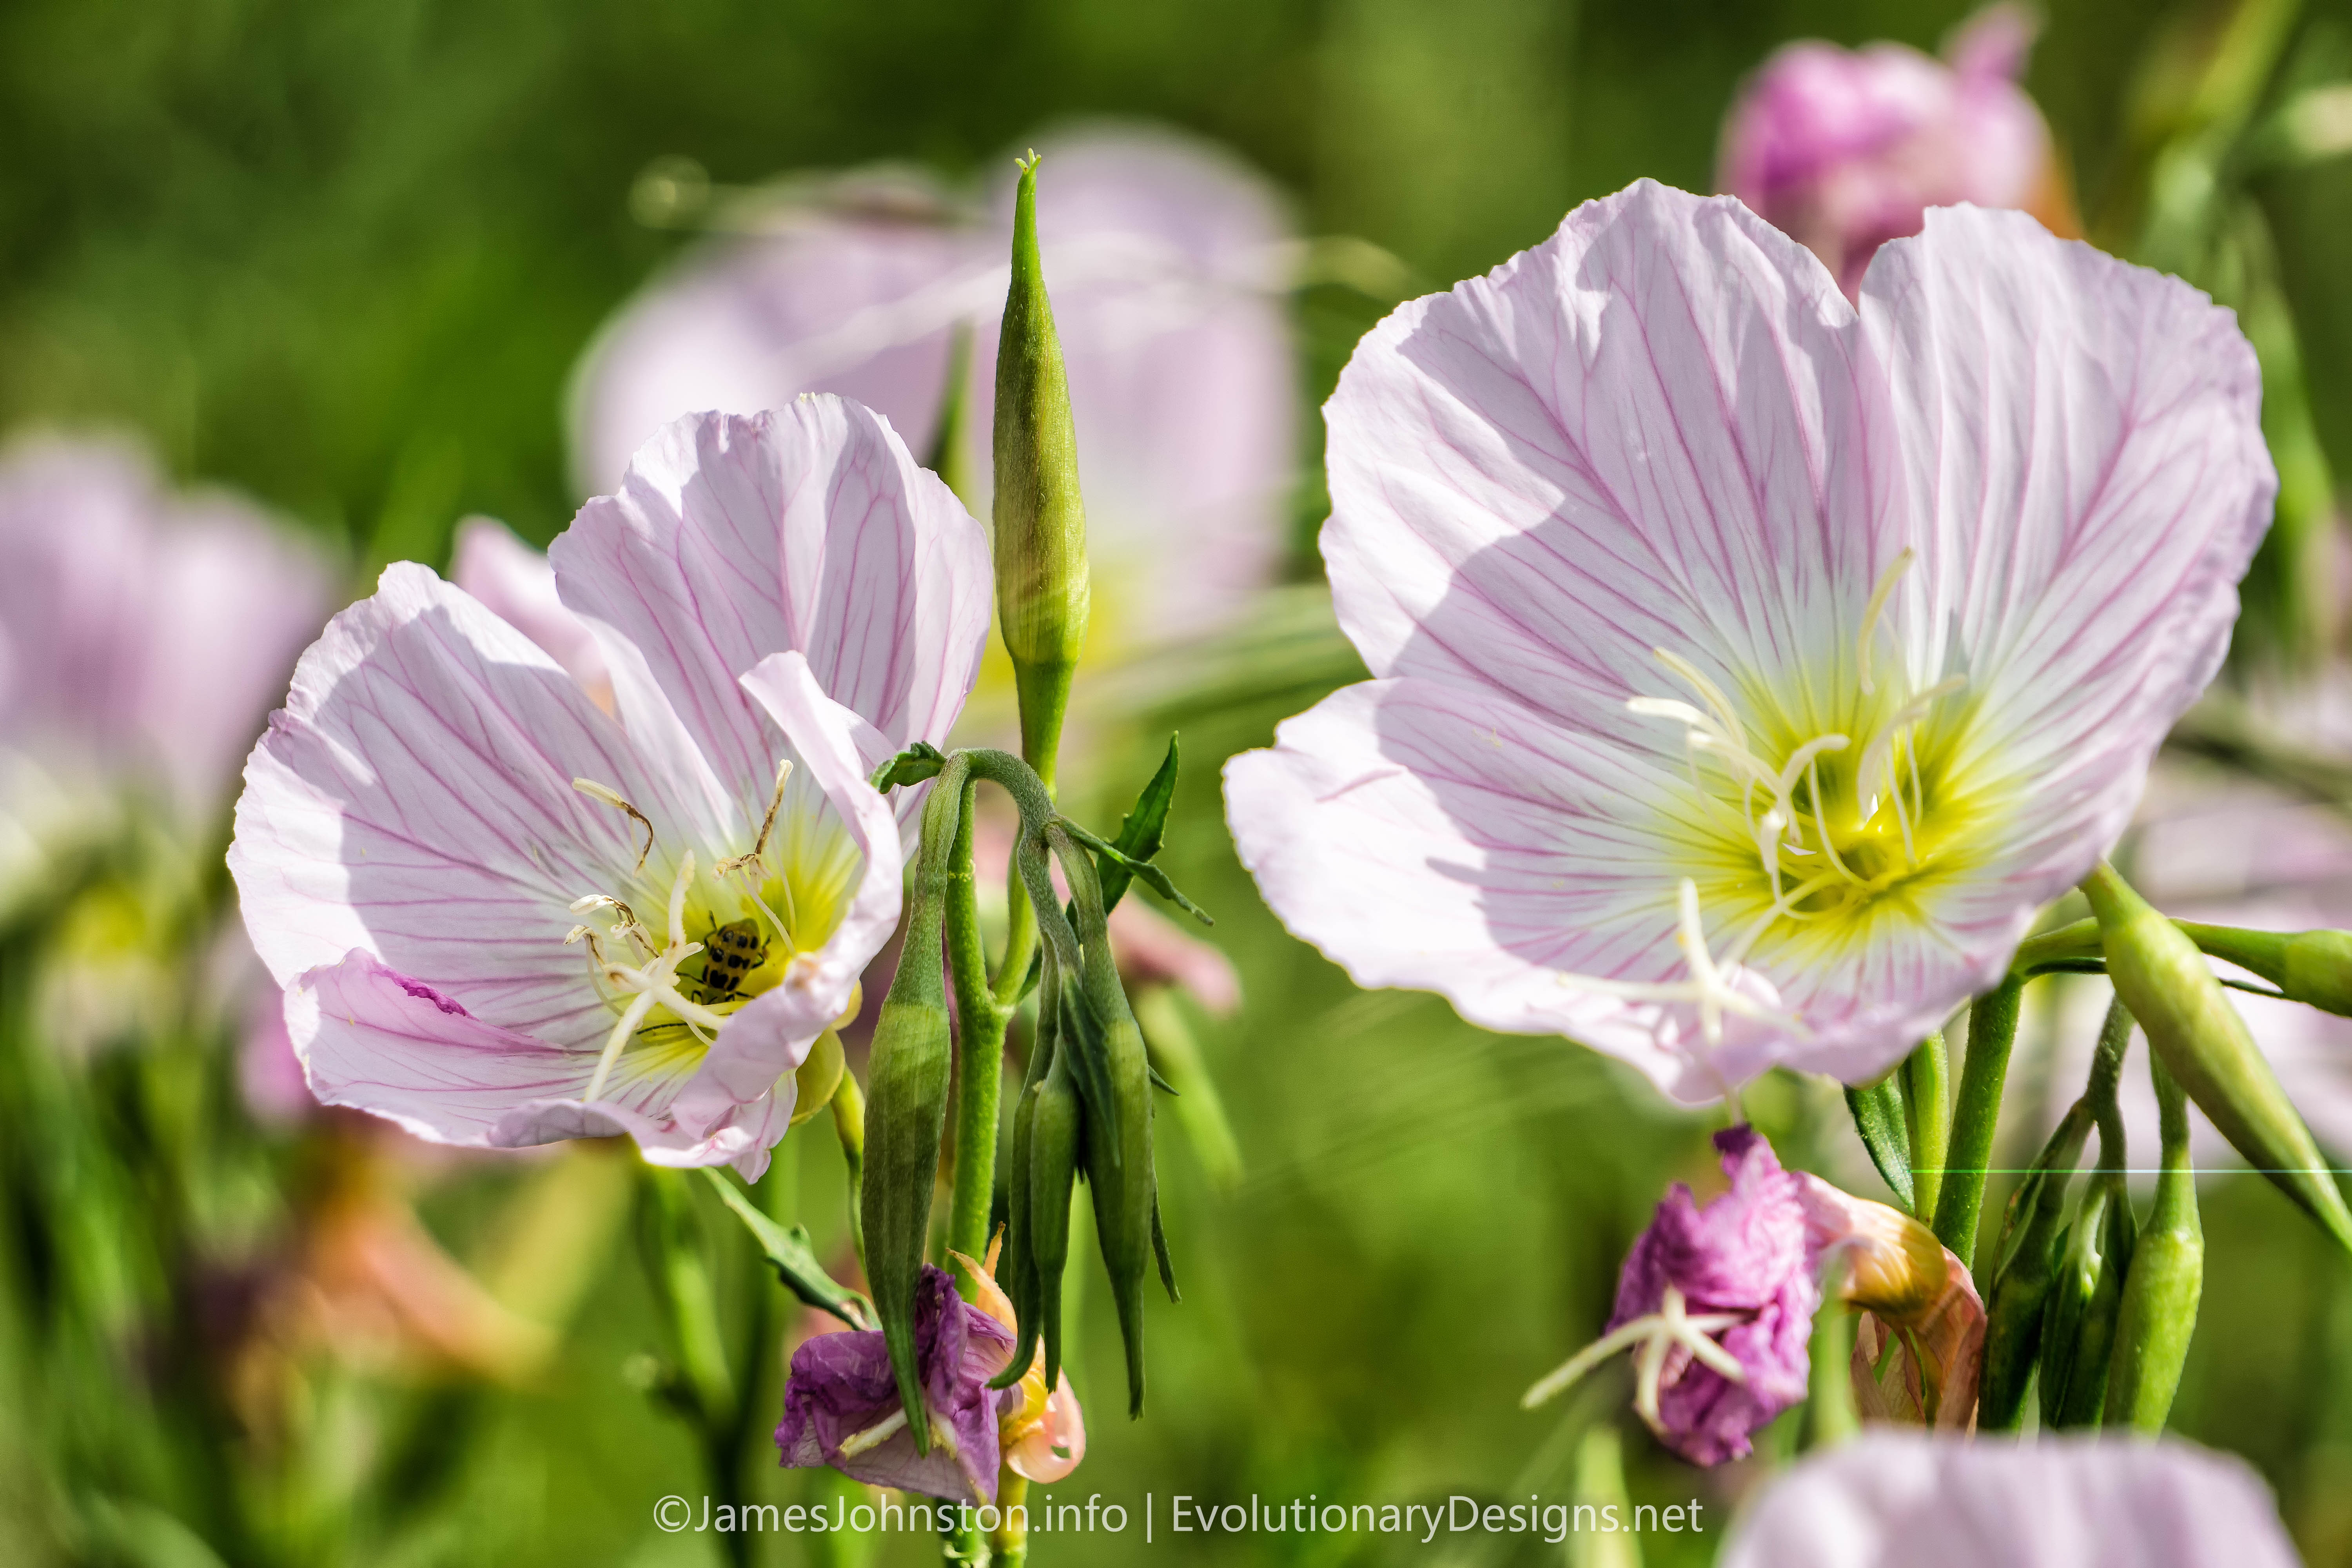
(1097, 736, 1181, 913)
(701, 1169, 872, 1330)
(1844, 1077, 1914, 1214)
(870, 741, 948, 792)
(1058, 817, 1210, 926)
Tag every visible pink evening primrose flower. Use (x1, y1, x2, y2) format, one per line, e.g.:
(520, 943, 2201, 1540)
(0, 436, 333, 911)
(1719, 5, 2077, 300)
(1721, 1430, 2301, 1568)
(569, 124, 1297, 646)
(451, 515, 614, 712)
(1224, 181, 2272, 1102)
(229, 401, 991, 1177)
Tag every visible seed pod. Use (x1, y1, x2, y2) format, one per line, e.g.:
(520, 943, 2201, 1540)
(2083, 863, 2352, 1252)
(991, 152, 1090, 776)
(1977, 1101, 2091, 1430)
(1057, 824, 1158, 1417)
(2105, 1051, 2205, 1432)
(858, 760, 966, 1448)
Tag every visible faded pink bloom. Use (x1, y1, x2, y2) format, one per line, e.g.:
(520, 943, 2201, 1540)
(230, 402, 991, 1177)
(0, 436, 333, 909)
(778, 1264, 1014, 1504)
(1722, 1432, 2299, 1568)
(571, 124, 1297, 646)
(451, 516, 613, 711)
(1226, 181, 2271, 1101)
(1719, 6, 2075, 299)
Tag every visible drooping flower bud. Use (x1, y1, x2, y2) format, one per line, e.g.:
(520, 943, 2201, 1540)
(2105, 1050, 2203, 1432)
(1797, 1172, 1984, 1430)
(860, 761, 968, 1446)
(1057, 821, 1163, 1418)
(2082, 862, 2352, 1252)
(2039, 1170, 2134, 1429)
(1978, 1100, 2091, 1429)
(991, 153, 1091, 779)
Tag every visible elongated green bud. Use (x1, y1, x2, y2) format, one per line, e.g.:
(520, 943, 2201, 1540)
(2175, 921, 2352, 1016)
(2041, 1171, 2136, 1429)
(2083, 862, 2352, 1252)
(992, 153, 1090, 780)
(1058, 824, 1158, 1417)
(1027, 1049, 1082, 1393)
(2105, 1051, 2204, 1432)
(1978, 1101, 2091, 1429)
(859, 762, 967, 1449)
(989, 938, 1061, 1392)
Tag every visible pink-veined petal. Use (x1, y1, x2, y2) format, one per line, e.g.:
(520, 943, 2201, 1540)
(1721, 1431, 2299, 1568)
(1323, 180, 1899, 764)
(666, 650, 904, 1134)
(451, 516, 613, 705)
(1862, 205, 2273, 927)
(230, 563, 713, 1049)
(552, 403, 991, 808)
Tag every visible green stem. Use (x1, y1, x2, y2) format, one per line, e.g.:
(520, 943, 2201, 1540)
(946, 778, 1010, 1292)
(1936, 977, 2021, 1270)
(1902, 1033, 1949, 1231)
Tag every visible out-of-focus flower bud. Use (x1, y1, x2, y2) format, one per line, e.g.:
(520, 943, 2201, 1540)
(860, 765, 966, 1446)
(1717, 4, 2076, 299)
(2083, 862, 2352, 1253)
(2105, 1051, 2203, 1432)
(992, 154, 1091, 778)
(2176, 920, 2352, 1017)
(951, 1243, 1087, 1484)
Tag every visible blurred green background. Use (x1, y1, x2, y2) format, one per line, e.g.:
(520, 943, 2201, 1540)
(5, 0, 2352, 1563)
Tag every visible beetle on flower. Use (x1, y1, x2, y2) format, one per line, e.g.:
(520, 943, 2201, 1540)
(1225, 180, 2273, 1103)
(230, 399, 991, 1175)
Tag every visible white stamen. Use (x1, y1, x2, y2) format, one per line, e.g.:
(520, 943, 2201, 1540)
(1522, 1284, 1750, 1415)
(573, 778, 655, 871)
(1555, 878, 1809, 1046)
(838, 1406, 909, 1458)
(1855, 546, 1916, 698)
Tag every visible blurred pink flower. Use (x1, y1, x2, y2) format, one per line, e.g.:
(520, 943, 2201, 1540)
(1719, 6, 2076, 299)
(571, 124, 1297, 646)
(0, 436, 332, 905)
(1722, 1431, 2299, 1568)
(451, 516, 613, 711)
(230, 403, 991, 1177)
(1225, 181, 2270, 1102)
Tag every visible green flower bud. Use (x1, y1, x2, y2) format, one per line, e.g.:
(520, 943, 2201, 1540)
(2082, 862, 2352, 1253)
(1978, 1101, 2091, 1430)
(991, 153, 1090, 780)
(2174, 921, 2352, 1017)
(2104, 1051, 2204, 1432)
(858, 760, 967, 1448)
(989, 936, 1062, 1393)
(1026, 1048, 1082, 1393)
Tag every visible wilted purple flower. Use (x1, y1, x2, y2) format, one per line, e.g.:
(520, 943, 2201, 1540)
(1225, 181, 2271, 1102)
(1722, 1431, 2300, 1568)
(1526, 1129, 1817, 1465)
(230, 402, 991, 1176)
(778, 1264, 1014, 1504)
(571, 124, 1297, 647)
(1719, 5, 2074, 298)
(0, 437, 332, 910)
